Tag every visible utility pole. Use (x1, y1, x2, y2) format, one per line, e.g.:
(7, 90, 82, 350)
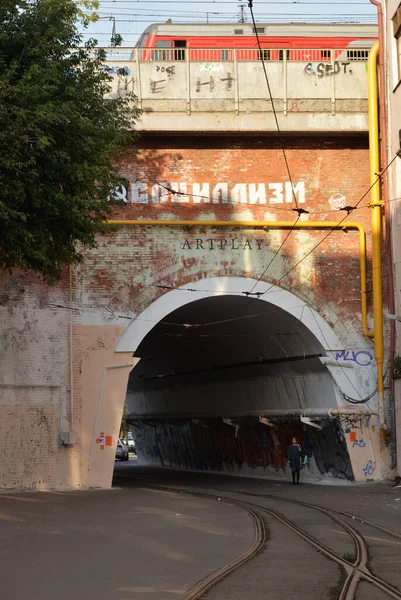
(238, 4, 247, 23)
(98, 16, 117, 46)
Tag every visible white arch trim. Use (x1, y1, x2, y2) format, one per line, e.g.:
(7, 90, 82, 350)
(115, 277, 377, 409)
(116, 276, 341, 353)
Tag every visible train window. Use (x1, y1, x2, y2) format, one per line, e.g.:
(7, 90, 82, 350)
(347, 49, 369, 61)
(221, 49, 230, 61)
(278, 49, 290, 61)
(153, 40, 171, 61)
(253, 27, 265, 34)
(234, 29, 244, 34)
(321, 50, 331, 59)
(258, 49, 270, 61)
(174, 40, 186, 61)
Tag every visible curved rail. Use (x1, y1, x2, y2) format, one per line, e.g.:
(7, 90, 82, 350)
(138, 483, 401, 600)
(177, 500, 266, 600)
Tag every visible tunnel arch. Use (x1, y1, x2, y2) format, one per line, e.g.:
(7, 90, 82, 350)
(118, 277, 340, 352)
(115, 277, 380, 483)
(116, 276, 374, 408)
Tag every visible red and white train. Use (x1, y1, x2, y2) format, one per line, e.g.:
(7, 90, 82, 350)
(136, 22, 378, 62)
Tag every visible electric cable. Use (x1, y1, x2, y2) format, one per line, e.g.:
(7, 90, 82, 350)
(308, 306, 376, 404)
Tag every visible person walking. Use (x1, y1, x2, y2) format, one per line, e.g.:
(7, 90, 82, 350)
(287, 437, 302, 485)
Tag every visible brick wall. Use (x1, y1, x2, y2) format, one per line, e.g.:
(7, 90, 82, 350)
(0, 133, 387, 489)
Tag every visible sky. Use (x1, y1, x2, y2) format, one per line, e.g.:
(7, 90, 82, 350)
(77, 1, 378, 46)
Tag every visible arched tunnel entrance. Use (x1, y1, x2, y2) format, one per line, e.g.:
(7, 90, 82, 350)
(117, 278, 379, 483)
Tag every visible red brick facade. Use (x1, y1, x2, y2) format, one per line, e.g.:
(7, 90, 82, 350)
(1, 133, 386, 489)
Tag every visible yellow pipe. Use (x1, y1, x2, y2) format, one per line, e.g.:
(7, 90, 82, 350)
(107, 219, 372, 339)
(368, 42, 385, 409)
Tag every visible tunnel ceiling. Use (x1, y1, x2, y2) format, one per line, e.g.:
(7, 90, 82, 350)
(130, 295, 326, 381)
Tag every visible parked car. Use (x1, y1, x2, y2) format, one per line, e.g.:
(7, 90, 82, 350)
(127, 431, 136, 453)
(115, 438, 129, 461)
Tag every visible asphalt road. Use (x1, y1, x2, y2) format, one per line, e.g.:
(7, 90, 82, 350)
(1, 460, 401, 600)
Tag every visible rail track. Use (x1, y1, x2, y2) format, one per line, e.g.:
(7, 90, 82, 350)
(145, 485, 401, 600)
(115, 470, 401, 600)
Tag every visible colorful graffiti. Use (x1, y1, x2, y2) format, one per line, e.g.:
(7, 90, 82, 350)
(132, 417, 353, 480)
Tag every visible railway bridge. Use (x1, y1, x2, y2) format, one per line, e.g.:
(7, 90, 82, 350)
(0, 42, 390, 490)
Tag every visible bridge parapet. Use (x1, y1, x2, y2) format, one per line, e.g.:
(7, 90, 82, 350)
(100, 47, 370, 133)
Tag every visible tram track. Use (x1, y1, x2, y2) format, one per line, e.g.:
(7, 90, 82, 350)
(235, 490, 401, 541)
(145, 484, 401, 600)
(178, 500, 267, 600)
(115, 472, 401, 600)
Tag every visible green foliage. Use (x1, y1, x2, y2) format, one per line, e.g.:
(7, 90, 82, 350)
(342, 552, 356, 564)
(0, 0, 140, 282)
(111, 33, 123, 48)
(76, 0, 100, 24)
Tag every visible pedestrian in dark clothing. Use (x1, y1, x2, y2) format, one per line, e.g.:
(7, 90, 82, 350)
(287, 437, 302, 485)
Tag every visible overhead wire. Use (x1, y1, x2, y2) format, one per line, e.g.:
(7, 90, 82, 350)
(136, 179, 370, 215)
(240, 0, 313, 295)
(308, 306, 376, 404)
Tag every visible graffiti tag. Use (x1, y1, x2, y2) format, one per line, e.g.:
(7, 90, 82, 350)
(304, 61, 352, 77)
(220, 73, 234, 91)
(341, 414, 363, 432)
(363, 460, 376, 476)
(200, 62, 224, 72)
(196, 76, 215, 92)
(352, 439, 366, 448)
(156, 65, 175, 76)
(334, 350, 374, 367)
(328, 192, 346, 210)
(149, 78, 166, 93)
(100, 65, 131, 76)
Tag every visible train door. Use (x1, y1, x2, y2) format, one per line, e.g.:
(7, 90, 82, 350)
(173, 40, 187, 61)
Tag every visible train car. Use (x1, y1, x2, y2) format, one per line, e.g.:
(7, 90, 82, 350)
(136, 22, 378, 62)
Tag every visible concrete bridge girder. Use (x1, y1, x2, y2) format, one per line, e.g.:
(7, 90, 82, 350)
(103, 57, 371, 133)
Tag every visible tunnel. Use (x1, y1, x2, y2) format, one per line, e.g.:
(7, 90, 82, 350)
(121, 279, 360, 482)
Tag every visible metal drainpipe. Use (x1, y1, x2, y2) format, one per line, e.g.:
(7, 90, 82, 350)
(368, 42, 385, 421)
(370, 1, 396, 469)
(108, 219, 373, 339)
(125, 408, 377, 421)
(370, 0, 395, 397)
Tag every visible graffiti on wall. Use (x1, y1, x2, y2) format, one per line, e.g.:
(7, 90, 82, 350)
(195, 73, 235, 92)
(352, 439, 366, 448)
(307, 419, 354, 480)
(132, 417, 353, 480)
(304, 61, 352, 77)
(334, 350, 374, 367)
(363, 459, 376, 476)
(200, 63, 224, 72)
(100, 65, 131, 76)
(156, 65, 175, 76)
(328, 193, 346, 210)
(149, 78, 167, 94)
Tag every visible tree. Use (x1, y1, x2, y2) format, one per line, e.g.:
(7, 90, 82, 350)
(0, 0, 139, 282)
